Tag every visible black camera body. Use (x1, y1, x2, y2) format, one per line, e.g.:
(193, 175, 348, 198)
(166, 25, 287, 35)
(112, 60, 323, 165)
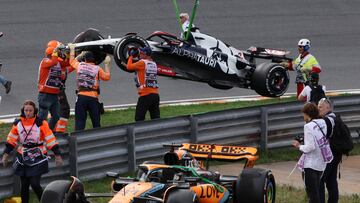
(294, 134, 304, 144)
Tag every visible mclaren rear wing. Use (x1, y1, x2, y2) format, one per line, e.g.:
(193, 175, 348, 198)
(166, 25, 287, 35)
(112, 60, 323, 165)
(180, 143, 258, 168)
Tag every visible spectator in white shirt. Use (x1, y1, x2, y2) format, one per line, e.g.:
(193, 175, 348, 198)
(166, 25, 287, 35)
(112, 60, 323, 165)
(298, 72, 326, 104)
(292, 102, 333, 203)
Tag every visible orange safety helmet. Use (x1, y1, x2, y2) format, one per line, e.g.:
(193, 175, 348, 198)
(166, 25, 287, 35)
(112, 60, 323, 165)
(45, 46, 56, 56)
(47, 40, 60, 48)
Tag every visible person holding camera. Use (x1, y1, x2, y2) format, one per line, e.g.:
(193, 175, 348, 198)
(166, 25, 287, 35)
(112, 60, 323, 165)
(68, 44, 111, 131)
(1, 100, 63, 203)
(127, 47, 160, 122)
(37, 41, 68, 130)
(292, 102, 333, 203)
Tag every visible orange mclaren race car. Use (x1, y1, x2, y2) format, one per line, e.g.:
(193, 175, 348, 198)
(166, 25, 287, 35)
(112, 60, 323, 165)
(41, 143, 275, 203)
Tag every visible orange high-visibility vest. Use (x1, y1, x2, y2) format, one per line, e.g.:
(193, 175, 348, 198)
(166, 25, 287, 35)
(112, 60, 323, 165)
(6, 117, 58, 155)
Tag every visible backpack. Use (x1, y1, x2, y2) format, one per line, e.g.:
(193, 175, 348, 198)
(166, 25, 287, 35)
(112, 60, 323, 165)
(309, 85, 326, 104)
(325, 114, 354, 156)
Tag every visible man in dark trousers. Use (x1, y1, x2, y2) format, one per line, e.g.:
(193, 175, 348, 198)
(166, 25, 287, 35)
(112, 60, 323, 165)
(37, 42, 66, 130)
(46, 40, 71, 135)
(318, 98, 341, 203)
(68, 44, 111, 131)
(127, 47, 160, 121)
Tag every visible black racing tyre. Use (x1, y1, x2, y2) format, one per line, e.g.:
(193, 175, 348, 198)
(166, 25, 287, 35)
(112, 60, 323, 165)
(234, 168, 276, 203)
(113, 35, 149, 72)
(208, 83, 233, 90)
(72, 28, 107, 65)
(165, 189, 198, 203)
(40, 180, 72, 203)
(252, 62, 289, 97)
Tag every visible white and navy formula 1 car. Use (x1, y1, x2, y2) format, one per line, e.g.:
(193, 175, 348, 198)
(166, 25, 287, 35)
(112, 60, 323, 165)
(70, 28, 291, 97)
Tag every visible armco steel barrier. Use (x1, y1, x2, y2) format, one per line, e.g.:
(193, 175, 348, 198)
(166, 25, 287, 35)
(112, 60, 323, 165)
(1, 95, 360, 199)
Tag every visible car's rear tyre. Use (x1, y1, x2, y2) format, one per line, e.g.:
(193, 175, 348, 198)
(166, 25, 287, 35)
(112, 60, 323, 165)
(165, 189, 198, 203)
(252, 63, 289, 97)
(40, 180, 72, 203)
(72, 28, 107, 65)
(113, 35, 149, 72)
(234, 168, 276, 203)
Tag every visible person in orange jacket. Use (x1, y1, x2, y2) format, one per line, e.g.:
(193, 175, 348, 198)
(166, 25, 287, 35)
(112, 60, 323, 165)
(68, 43, 111, 131)
(127, 47, 160, 121)
(37, 41, 67, 130)
(1, 100, 63, 203)
(47, 40, 72, 134)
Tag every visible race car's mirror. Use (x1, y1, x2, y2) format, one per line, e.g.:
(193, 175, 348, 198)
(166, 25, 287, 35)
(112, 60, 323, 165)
(106, 172, 119, 178)
(0, 32, 3, 38)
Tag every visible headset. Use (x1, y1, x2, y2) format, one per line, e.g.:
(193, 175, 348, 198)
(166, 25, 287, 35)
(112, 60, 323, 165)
(303, 45, 310, 52)
(20, 100, 38, 117)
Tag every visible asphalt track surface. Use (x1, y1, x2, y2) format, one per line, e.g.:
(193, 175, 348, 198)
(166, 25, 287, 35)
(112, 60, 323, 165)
(0, 0, 359, 115)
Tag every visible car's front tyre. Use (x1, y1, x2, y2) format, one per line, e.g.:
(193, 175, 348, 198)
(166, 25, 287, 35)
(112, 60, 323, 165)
(234, 168, 276, 203)
(113, 35, 149, 72)
(40, 180, 72, 203)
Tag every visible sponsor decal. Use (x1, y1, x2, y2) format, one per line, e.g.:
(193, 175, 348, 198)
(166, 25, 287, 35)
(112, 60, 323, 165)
(171, 47, 216, 68)
(189, 144, 247, 155)
(199, 185, 221, 199)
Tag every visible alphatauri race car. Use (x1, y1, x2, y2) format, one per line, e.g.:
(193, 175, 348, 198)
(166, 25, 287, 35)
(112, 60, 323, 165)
(68, 28, 291, 97)
(40, 143, 275, 203)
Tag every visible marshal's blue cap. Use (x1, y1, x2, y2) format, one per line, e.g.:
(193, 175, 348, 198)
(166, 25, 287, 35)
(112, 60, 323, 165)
(139, 47, 152, 56)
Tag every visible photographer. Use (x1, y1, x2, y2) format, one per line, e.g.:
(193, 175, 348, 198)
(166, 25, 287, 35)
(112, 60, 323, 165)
(292, 103, 333, 203)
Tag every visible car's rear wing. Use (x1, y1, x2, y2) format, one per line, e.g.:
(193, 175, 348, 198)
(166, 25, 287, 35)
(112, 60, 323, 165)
(244, 46, 292, 63)
(180, 143, 258, 168)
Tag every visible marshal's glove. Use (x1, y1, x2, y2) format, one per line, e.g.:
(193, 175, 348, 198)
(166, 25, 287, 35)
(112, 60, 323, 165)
(128, 48, 139, 57)
(280, 61, 290, 69)
(104, 55, 111, 65)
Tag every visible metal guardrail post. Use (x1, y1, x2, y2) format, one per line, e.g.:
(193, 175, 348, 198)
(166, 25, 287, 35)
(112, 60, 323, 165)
(127, 126, 136, 172)
(260, 107, 268, 151)
(68, 133, 78, 177)
(190, 115, 198, 143)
